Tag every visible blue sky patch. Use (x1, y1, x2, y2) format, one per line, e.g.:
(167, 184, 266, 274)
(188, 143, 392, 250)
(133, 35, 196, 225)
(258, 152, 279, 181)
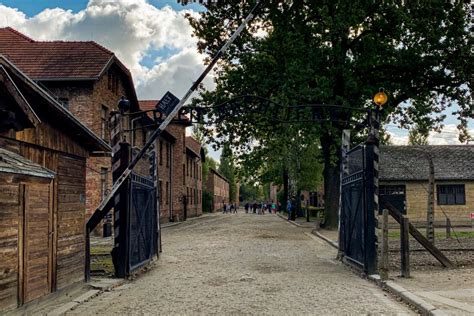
(0, 0, 205, 17)
(140, 46, 181, 68)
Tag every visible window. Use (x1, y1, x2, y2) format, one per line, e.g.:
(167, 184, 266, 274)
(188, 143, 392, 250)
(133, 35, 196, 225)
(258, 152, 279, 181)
(108, 70, 119, 93)
(378, 185, 406, 214)
(166, 143, 170, 168)
(59, 98, 69, 109)
(159, 180, 163, 203)
(100, 168, 108, 200)
(186, 157, 189, 176)
(437, 184, 465, 205)
(107, 70, 112, 90)
(379, 185, 406, 195)
(101, 105, 109, 141)
(159, 141, 163, 165)
(183, 165, 185, 185)
(166, 182, 169, 205)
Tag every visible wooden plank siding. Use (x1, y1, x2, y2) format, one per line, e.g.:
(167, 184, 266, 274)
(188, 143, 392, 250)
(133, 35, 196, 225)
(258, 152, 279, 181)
(15, 123, 88, 158)
(0, 184, 20, 310)
(0, 124, 88, 310)
(23, 183, 52, 303)
(55, 155, 86, 289)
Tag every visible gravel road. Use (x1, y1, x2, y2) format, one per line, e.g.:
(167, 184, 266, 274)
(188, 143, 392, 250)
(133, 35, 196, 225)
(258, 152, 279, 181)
(68, 213, 413, 315)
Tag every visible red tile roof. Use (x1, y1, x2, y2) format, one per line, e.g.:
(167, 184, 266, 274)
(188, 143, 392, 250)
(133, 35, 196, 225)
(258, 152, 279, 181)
(138, 100, 158, 112)
(0, 27, 120, 80)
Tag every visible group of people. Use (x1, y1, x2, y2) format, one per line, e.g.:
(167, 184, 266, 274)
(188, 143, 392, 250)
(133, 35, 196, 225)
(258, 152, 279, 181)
(222, 203, 238, 214)
(243, 201, 279, 215)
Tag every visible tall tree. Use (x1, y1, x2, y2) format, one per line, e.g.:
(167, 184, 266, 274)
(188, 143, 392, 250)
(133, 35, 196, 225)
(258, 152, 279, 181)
(218, 143, 237, 202)
(408, 124, 429, 145)
(189, 1, 472, 227)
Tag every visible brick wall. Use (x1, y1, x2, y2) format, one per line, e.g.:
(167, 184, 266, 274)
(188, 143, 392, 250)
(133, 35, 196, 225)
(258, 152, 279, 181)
(42, 66, 132, 228)
(185, 151, 202, 218)
(207, 170, 229, 212)
(156, 135, 173, 222)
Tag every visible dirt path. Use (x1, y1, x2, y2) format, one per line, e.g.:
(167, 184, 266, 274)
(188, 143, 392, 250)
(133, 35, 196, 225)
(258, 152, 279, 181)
(68, 213, 413, 315)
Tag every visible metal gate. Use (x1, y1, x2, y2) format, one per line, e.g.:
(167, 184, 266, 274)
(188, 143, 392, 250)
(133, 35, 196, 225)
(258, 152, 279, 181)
(340, 145, 376, 274)
(129, 172, 157, 272)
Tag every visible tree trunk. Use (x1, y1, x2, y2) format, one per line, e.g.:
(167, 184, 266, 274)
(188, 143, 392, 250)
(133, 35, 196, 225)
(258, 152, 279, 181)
(282, 166, 289, 213)
(321, 133, 341, 228)
(293, 188, 301, 221)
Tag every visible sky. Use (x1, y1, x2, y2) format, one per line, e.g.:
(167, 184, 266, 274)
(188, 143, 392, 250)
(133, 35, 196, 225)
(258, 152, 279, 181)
(0, 0, 472, 162)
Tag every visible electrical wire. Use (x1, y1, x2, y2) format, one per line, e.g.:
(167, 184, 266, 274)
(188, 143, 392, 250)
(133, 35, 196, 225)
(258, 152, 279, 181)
(388, 157, 465, 247)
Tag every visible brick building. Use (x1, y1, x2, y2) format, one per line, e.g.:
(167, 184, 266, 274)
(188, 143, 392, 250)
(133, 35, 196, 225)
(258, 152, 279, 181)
(207, 168, 230, 212)
(0, 27, 142, 225)
(138, 101, 204, 222)
(185, 136, 204, 218)
(379, 145, 474, 226)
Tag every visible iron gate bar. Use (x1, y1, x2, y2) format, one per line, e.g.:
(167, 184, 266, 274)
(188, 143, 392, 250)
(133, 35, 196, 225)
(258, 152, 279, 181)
(128, 172, 156, 272)
(340, 144, 377, 274)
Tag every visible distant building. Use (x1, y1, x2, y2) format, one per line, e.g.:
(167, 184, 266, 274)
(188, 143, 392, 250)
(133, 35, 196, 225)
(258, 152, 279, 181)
(138, 101, 204, 222)
(207, 168, 230, 212)
(185, 136, 204, 219)
(379, 145, 474, 226)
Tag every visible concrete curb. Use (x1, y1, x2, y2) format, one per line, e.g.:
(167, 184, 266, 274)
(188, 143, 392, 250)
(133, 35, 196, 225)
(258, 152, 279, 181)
(310, 230, 339, 249)
(47, 280, 124, 315)
(303, 230, 444, 316)
(161, 213, 216, 229)
(366, 274, 445, 316)
(277, 211, 445, 315)
(276, 213, 303, 227)
(383, 281, 441, 316)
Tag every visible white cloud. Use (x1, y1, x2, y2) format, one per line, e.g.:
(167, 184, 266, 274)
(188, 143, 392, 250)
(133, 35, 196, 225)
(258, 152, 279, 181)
(0, 0, 211, 100)
(388, 124, 474, 145)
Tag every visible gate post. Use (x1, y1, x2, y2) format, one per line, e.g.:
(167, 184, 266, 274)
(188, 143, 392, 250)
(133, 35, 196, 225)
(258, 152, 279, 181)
(364, 109, 380, 274)
(338, 130, 351, 258)
(110, 111, 128, 278)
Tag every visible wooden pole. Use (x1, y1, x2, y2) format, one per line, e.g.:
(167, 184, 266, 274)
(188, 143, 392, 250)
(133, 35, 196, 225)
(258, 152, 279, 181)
(385, 201, 454, 268)
(380, 209, 389, 280)
(427, 154, 435, 244)
(306, 200, 310, 222)
(446, 218, 451, 239)
(400, 215, 410, 278)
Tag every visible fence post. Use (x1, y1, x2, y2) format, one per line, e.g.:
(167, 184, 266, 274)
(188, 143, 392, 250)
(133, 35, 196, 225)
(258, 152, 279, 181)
(380, 208, 389, 280)
(446, 218, 451, 239)
(400, 215, 410, 278)
(338, 129, 351, 258)
(427, 154, 435, 244)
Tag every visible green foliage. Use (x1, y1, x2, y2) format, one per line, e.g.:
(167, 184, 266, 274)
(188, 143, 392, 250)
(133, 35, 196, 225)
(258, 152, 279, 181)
(189, 1, 472, 225)
(195, 125, 219, 212)
(218, 143, 237, 202)
(202, 190, 213, 213)
(408, 124, 429, 145)
(239, 182, 260, 202)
